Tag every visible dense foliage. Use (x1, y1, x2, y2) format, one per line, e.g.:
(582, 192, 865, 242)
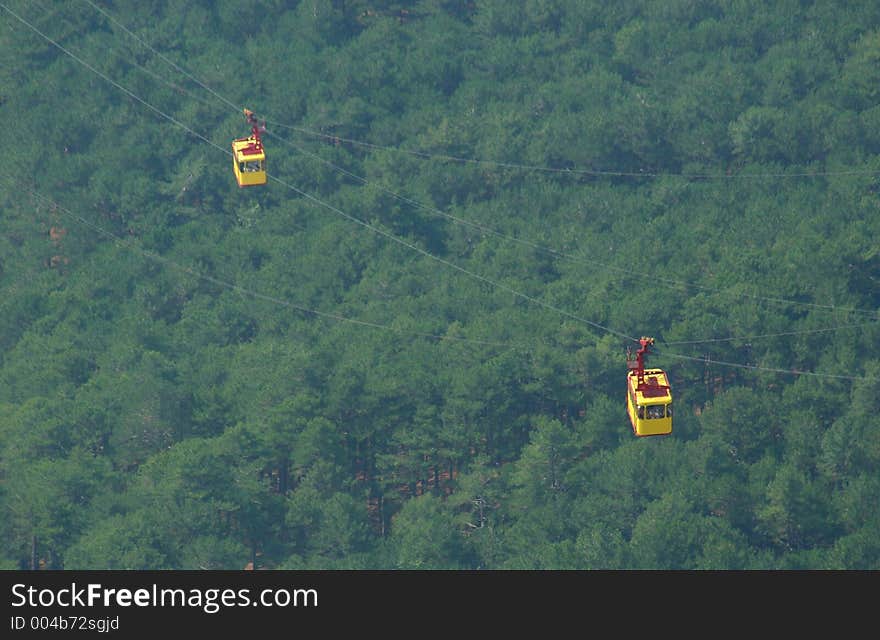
(1, 0, 879, 570)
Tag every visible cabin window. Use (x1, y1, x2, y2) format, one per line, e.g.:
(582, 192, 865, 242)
(243, 160, 262, 172)
(666, 403, 672, 417)
(646, 405, 665, 420)
(637, 405, 645, 419)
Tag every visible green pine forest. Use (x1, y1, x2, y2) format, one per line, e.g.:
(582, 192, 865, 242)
(1, 0, 879, 570)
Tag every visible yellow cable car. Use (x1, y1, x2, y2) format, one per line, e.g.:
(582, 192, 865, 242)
(626, 337, 672, 437)
(232, 109, 267, 188)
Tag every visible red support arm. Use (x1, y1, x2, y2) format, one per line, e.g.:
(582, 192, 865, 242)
(627, 337, 655, 388)
(243, 108, 265, 152)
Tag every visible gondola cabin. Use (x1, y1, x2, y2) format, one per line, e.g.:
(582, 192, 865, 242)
(232, 109, 267, 188)
(626, 337, 672, 437)
(232, 137, 266, 187)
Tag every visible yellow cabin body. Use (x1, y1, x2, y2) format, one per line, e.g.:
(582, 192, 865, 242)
(627, 368, 673, 437)
(232, 136, 267, 187)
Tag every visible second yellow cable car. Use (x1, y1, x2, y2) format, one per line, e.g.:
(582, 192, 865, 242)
(626, 337, 673, 437)
(232, 108, 267, 188)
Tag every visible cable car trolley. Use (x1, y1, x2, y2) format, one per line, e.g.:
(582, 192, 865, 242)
(232, 108, 267, 187)
(626, 337, 672, 437)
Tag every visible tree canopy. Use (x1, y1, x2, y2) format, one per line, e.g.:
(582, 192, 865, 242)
(1, 0, 878, 570)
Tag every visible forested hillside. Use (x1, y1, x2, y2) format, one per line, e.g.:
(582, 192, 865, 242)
(1, 0, 879, 570)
